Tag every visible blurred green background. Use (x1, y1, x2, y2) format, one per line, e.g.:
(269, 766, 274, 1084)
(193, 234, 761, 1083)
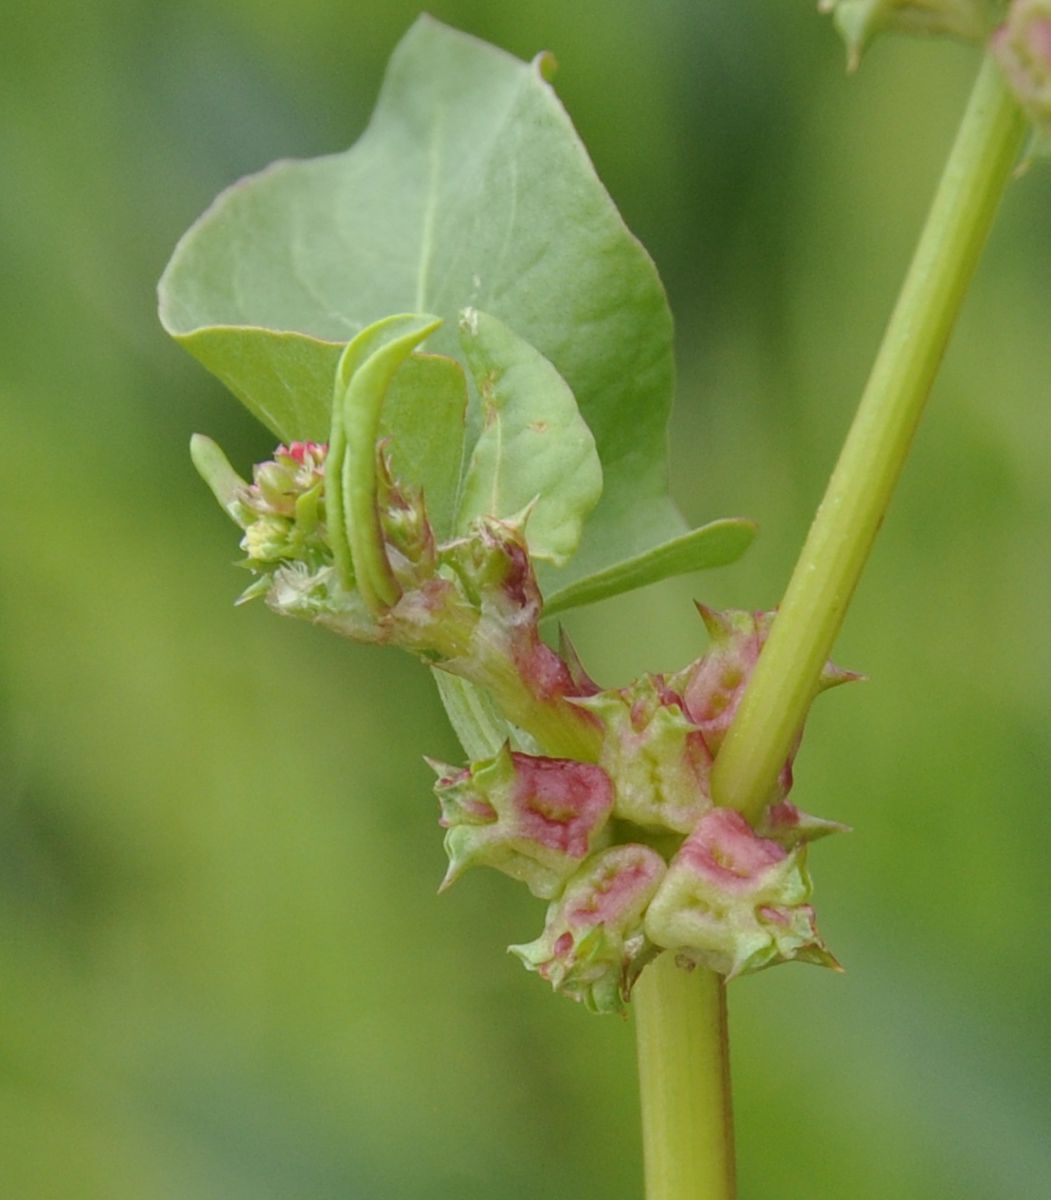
(3, 2, 1050, 1197)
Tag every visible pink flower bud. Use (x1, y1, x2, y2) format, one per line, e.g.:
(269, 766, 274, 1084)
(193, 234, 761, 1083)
(675, 606, 859, 804)
(509, 844, 666, 1013)
(574, 674, 712, 834)
(250, 442, 328, 517)
(644, 808, 839, 979)
(430, 744, 614, 898)
(233, 443, 331, 577)
(446, 518, 579, 700)
(678, 607, 768, 758)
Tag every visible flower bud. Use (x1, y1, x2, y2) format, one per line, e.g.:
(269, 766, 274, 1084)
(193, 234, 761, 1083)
(573, 675, 712, 834)
(677, 607, 769, 759)
(437, 518, 602, 757)
(644, 808, 839, 979)
(509, 844, 666, 1014)
(444, 518, 556, 678)
(675, 606, 859, 804)
(992, 0, 1051, 137)
(250, 441, 327, 516)
(376, 446, 438, 581)
(430, 744, 614, 898)
(445, 516, 535, 606)
(236, 442, 331, 576)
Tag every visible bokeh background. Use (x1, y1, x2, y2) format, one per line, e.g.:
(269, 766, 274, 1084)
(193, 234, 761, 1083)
(3, 2, 1050, 1197)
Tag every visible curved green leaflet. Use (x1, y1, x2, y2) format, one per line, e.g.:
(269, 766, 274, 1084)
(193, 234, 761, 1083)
(329, 314, 443, 608)
(456, 309, 602, 566)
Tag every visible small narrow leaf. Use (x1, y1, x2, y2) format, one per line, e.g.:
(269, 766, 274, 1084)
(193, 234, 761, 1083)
(541, 518, 758, 617)
(456, 308, 602, 565)
(189, 434, 248, 525)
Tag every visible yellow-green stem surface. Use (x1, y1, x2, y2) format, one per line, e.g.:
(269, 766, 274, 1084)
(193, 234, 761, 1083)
(634, 51, 1026, 1200)
(711, 54, 1026, 821)
(635, 956, 735, 1200)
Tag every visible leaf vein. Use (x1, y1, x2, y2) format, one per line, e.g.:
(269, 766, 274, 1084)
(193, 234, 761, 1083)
(415, 106, 445, 312)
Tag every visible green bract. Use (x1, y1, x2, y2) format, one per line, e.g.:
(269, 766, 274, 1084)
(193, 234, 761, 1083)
(159, 16, 753, 612)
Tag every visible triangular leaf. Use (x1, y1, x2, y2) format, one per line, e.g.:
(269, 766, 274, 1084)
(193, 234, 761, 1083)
(159, 17, 693, 588)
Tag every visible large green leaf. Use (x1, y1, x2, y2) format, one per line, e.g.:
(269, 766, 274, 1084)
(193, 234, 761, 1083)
(159, 16, 749, 604)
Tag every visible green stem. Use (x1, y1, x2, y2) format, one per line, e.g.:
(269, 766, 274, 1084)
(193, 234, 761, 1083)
(634, 53, 1022, 1200)
(635, 954, 736, 1200)
(711, 53, 1026, 822)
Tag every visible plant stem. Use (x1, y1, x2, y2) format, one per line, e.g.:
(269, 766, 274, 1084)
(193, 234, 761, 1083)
(711, 52, 1026, 823)
(635, 954, 736, 1200)
(632, 53, 1023, 1200)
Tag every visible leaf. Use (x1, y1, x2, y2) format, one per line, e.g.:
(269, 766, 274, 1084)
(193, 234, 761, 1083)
(431, 672, 544, 760)
(167, 328, 342, 443)
(430, 671, 509, 761)
(158, 16, 708, 592)
(382, 353, 466, 541)
(329, 314, 442, 607)
(455, 308, 601, 565)
(189, 434, 248, 525)
(541, 517, 758, 617)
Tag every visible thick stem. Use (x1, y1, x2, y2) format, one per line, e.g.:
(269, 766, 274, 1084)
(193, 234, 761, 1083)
(635, 954, 736, 1200)
(711, 54, 1026, 822)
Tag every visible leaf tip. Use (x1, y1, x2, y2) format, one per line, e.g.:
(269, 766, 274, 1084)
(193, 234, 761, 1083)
(189, 433, 248, 523)
(533, 50, 558, 83)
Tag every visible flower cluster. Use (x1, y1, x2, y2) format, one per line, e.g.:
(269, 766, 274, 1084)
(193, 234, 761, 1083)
(433, 603, 855, 1013)
(234, 441, 330, 596)
(201, 438, 854, 1014)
